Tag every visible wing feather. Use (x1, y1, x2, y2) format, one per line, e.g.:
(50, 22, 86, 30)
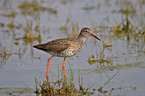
(33, 39, 70, 53)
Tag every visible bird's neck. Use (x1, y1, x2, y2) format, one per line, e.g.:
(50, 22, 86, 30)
(78, 36, 87, 44)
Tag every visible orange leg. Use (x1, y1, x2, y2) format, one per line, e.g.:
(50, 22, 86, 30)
(46, 56, 54, 78)
(62, 58, 66, 78)
(62, 58, 66, 87)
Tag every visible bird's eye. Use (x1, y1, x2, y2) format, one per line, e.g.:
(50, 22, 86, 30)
(85, 30, 88, 32)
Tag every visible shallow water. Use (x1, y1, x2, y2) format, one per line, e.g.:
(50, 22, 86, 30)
(0, 0, 145, 96)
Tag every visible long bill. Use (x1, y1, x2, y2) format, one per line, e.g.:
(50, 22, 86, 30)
(90, 33, 101, 41)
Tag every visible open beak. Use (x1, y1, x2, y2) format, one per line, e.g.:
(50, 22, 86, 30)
(90, 33, 101, 41)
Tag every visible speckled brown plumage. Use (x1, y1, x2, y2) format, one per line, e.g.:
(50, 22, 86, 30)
(33, 27, 101, 79)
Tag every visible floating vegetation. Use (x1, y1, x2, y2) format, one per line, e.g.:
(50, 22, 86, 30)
(60, 17, 70, 31)
(101, 62, 143, 71)
(97, 2, 101, 10)
(0, 22, 5, 27)
(112, 8, 136, 14)
(18, 1, 57, 15)
(82, 5, 95, 11)
(18, 1, 40, 15)
(70, 21, 79, 37)
(112, 14, 135, 40)
(7, 19, 14, 29)
(112, 13, 145, 51)
(0, 47, 24, 64)
(0, 48, 11, 64)
(135, 14, 145, 34)
(14, 41, 19, 46)
(102, 38, 112, 48)
(0, 87, 33, 96)
(0, 11, 17, 18)
(141, 0, 145, 4)
(0, 47, 12, 60)
(92, 24, 100, 34)
(0, 18, 22, 31)
(88, 38, 113, 65)
(60, 18, 80, 37)
(41, 3, 58, 14)
(115, 62, 142, 69)
(61, 0, 75, 5)
(23, 20, 42, 43)
(113, 0, 136, 14)
(34, 24, 40, 32)
(88, 55, 96, 65)
(23, 21, 37, 42)
(114, 16, 133, 33)
(6, 19, 23, 30)
(88, 51, 114, 65)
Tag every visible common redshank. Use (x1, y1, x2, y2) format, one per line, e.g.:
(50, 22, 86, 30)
(33, 27, 101, 79)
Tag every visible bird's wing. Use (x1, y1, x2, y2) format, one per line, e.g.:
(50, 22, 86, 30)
(33, 39, 70, 53)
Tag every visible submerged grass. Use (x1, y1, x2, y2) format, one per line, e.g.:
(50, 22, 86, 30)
(34, 62, 119, 96)
(97, 71, 119, 94)
(18, 0, 57, 15)
(0, 11, 17, 18)
(34, 63, 95, 96)
(88, 47, 114, 65)
(135, 14, 145, 34)
(35, 78, 79, 95)
(0, 47, 24, 64)
(34, 70, 119, 96)
(113, 0, 136, 14)
(60, 17, 70, 31)
(23, 19, 42, 44)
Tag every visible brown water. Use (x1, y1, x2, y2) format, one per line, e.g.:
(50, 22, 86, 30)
(0, 0, 145, 96)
